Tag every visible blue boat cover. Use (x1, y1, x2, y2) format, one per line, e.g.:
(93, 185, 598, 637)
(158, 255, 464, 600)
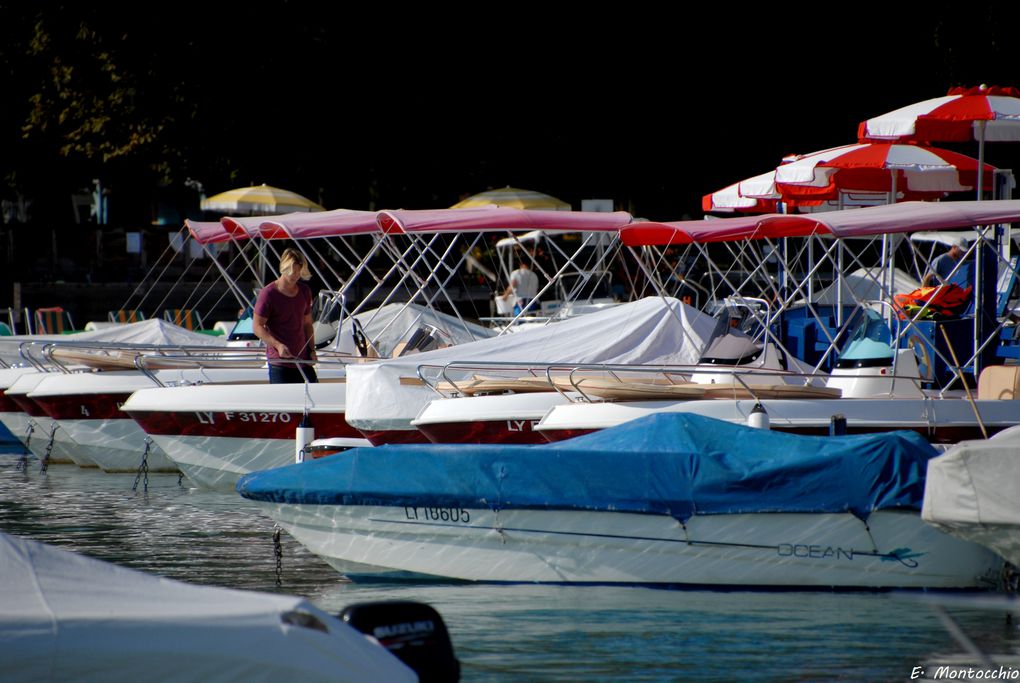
(237, 413, 938, 522)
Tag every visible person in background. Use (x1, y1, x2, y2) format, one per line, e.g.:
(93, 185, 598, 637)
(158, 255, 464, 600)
(253, 248, 318, 384)
(504, 258, 539, 315)
(922, 237, 969, 287)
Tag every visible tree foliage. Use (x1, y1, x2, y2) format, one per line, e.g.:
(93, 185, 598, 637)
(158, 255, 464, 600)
(17, 11, 187, 185)
(23, 20, 159, 161)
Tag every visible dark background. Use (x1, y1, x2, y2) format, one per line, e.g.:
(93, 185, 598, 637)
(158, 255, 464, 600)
(1, 2, 1019, 301)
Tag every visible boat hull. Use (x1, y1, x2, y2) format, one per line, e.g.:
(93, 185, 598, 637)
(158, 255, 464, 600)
(412, 392, 570, 444)
(256, 504, 1001, 588)
(414, 419, 547, 444)
(0, 409, 81, 465)
(55, 418, 178, 473)
(144, 433, 296, 491)
(6, 375, 85, 465)
(29, 389, 176, 473)
(537, 397, 1020, 443)
(29, 369, 306, 474)
(123, 382, 355, 489)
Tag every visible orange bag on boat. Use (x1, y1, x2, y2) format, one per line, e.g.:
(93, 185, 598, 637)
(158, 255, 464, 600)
(893, 284, 973, 320)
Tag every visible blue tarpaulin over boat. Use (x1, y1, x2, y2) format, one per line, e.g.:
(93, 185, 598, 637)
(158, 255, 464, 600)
(237, 414, 937, 522)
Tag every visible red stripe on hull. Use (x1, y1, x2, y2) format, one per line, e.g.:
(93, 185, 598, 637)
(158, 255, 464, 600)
(357, 429, 431, 446)
(0, 391, 21, 413)
(33, 393, 134, 420)
(8, 395, 47, 417)
(417, 419, 548, 444)
(126, 410, 360, 439)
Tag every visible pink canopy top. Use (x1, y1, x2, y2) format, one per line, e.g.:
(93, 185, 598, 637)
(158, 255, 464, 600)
(621, 200, 1020, 246)
(186, 220, 240, 245)
(377, 207, 633, 234)
(258, 209, 382, 239)
(220, 215, 271, 239)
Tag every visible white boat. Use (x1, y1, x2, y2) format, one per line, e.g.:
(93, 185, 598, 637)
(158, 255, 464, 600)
(412, 391, 575, 444)
(347, 296, 716, 444)
(122, 381, 354, 491)
(28, 367, 274, 473)
(0, 319, 236, 468)
(118, 303, 487, 489)
(536, 311, 1020, 443)
(523, 199, 1020, 445)
(0, 532, 417, 683)
(119, 204, 638, 483)
(409, 300, 817, 444)
(922, 423, 1020, 566)
(0, 366, 52, 460)
(5, 372, 84, 466)
(238, 413, 1003, 588)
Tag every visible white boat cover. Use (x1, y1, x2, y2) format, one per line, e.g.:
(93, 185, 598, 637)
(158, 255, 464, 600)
(922, 426, 1020, 538)
(0, 532, 416, 683)
(331, 302, 495, 357)
(0, 319, 226, 365)
(810, 267, 922, 305)
(345, 296, 717, 430)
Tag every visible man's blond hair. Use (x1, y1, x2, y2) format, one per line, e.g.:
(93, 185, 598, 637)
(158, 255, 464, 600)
(280, 248, 311, 280)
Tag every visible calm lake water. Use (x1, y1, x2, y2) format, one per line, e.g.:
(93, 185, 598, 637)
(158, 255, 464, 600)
(2, 452, 1019, 682)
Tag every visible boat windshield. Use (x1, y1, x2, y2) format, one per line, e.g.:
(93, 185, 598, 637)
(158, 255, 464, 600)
(835, 309, 894, 368)
(698, 306, 764, 366)
(228, 307, 256, 342)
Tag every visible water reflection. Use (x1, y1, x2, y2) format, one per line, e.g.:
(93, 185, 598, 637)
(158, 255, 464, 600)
(2, 456, 1019, 682)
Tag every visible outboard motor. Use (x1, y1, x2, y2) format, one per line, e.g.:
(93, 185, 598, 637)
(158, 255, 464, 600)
(341, 600, 460, 683)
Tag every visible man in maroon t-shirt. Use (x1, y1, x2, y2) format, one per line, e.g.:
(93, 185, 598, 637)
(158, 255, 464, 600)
(253, 248, 318, 384)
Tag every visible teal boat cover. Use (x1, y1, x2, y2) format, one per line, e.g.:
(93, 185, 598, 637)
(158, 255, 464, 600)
(237, 413, 937, 522)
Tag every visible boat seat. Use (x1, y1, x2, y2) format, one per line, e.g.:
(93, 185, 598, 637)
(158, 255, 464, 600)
(977, 365, 1020, 400)
(34, 307, 74, 334)
(0, 307, 17, 335)
(109, 309, 145, 324)
(997, 325, 1020, 360)
(163, 308, 202, 331)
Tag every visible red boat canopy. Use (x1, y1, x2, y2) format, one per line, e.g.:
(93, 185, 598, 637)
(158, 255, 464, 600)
(206, 207, 632, 241)
(258, 209, 382, 240)
(621, 200, 1020, 246)
(377, 207, 633, 234)
(186, 220, 239, 245)
(219, 215, 269, 240)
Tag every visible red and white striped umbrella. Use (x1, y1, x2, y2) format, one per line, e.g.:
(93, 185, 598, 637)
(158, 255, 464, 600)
(858, 85, 1020, 197)
(858, 85, 1020, 144)
(773, 142, 995, 198)
(703, 142, 984, 214)
(702, 171, 779, 213)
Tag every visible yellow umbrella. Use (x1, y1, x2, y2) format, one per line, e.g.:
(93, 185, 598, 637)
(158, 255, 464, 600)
(451, 186, 570, 211)
(201, 184, 325, 215)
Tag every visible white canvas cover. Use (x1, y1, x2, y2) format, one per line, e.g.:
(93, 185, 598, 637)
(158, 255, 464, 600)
(922, 426, 1020, 564)
(330, 302, 495, 357)
(345, 296, 716, 431)
(0, 532, 416, 683)
(0, 319, 226, 366)
(810, 267, 922, 305)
